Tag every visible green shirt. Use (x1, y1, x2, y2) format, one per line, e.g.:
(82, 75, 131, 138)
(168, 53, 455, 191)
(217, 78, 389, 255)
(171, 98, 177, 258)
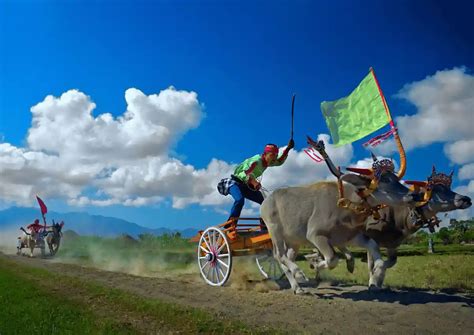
(233, 149, 290, 183)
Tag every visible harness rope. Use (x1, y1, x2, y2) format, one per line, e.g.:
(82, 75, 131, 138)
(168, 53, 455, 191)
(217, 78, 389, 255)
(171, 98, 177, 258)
(336, 176, 386, 220)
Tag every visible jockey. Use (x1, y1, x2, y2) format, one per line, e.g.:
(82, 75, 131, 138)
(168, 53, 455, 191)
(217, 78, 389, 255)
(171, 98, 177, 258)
(17, 219, 44, 253)
(27, 219, 44, 234)
(217, 139, 294, 227)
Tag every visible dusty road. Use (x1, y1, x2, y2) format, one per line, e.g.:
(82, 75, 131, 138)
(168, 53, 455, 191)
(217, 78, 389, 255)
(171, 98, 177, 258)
(4, 253, 473, 334)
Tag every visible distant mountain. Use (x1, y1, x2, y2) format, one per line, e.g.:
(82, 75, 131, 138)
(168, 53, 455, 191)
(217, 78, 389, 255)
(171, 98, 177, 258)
(0, 207, 198, 238)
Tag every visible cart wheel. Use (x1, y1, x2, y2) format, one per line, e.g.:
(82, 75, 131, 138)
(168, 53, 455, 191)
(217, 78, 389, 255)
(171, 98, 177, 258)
(197, 227, 232, 286)
(256, 251, 284, 280)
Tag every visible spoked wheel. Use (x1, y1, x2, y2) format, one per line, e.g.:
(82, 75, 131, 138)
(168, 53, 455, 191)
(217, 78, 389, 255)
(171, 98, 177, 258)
(256, 251, 284, 280)
(197, 227, 232, 286)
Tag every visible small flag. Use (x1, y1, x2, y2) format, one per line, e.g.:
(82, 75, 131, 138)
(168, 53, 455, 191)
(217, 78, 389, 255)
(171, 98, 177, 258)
(363, 127, 397, 148)
(304, 147, 323, 163)
(36, 196, 48, 215)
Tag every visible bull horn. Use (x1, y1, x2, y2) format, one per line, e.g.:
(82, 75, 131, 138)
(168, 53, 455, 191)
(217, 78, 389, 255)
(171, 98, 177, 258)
(432, 165, 436, 175)
(306, 135, 320, 148)
(404, 180, 429, 187)
(346, 167, 373, 176)
(371, 152, 378, 162)
(449, 169, 454, 177)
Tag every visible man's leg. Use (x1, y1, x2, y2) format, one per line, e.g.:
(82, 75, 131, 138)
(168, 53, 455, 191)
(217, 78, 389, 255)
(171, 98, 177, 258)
(228, 184, 245, 224)
(242, 187, 264, 205)
(241, 187, 266, 230)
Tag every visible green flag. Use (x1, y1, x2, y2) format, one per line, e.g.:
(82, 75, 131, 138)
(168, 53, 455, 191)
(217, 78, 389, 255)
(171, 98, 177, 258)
(321, 72, 389, 146)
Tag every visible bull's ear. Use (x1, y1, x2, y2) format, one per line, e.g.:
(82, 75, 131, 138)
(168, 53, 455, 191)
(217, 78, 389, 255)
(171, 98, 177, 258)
(340, 174, 371, 188)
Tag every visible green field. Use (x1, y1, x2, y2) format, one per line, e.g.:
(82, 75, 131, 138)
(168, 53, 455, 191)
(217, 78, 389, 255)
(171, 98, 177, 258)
(296, 254, 474, 292)
(0, 257, 272, 335)
(57, 234, 474, 292)
(2, 234, 473, 334)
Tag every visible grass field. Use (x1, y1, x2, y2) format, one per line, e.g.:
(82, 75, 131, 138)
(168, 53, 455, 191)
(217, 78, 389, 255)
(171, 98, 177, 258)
(0, 257, 274, 335)
(55, 235, 474, 292)
(296, 254, 474, 292)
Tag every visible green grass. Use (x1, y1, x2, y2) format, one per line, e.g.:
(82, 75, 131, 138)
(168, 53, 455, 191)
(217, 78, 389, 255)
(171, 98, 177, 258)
(0, 257, 276, 334)
(296, 254, 474, 292)
(57, 235, 196, 274)
(59, 235, 474, 292)
(0, 262, 135, 334)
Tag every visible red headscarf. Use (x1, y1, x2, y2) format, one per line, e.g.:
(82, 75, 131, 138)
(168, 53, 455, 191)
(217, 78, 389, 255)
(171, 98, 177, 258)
(263, 144, 278, 155)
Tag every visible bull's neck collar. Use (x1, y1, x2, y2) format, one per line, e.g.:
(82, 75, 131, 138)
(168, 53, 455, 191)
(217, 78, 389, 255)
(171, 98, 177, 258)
(416, 202, 436, 221)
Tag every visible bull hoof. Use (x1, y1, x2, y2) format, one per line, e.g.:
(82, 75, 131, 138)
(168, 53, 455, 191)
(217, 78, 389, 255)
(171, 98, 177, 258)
(368, 284, 382, 292)
(346, 258, 355, 273)
(294, 287, 309, 295)
(295, 271, 309, 283)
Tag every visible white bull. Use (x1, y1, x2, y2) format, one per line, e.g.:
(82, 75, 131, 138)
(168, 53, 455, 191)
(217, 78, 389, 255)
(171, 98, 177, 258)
(17, 229, 46, 258)
(260, 171, 415, 294)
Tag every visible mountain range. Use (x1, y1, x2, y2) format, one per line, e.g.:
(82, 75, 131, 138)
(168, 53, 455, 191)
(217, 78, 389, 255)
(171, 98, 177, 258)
(0, 207, 198, 238)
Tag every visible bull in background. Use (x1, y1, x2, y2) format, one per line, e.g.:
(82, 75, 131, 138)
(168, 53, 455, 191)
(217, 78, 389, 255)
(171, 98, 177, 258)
(45, 220, 65, 256)
(17, 219, 46, 258)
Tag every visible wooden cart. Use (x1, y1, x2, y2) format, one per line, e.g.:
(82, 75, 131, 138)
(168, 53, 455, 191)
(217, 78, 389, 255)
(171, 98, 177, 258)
(190, 218, 284, 286)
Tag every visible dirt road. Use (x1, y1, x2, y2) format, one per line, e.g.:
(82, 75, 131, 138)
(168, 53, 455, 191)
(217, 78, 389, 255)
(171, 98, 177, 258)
(4, 253, 473, 334)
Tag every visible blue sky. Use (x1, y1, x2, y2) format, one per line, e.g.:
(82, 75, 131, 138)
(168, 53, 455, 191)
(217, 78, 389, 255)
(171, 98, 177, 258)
(1, 0, 473, 229)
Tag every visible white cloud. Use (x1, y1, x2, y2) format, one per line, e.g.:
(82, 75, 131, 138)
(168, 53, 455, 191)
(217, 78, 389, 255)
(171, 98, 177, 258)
(444, 139, 474, 165)
(2, 87, 355, 212)
(1, 87, 207, 207)
(376, 67, 474, 155)
(27, 88, 202, 161)
(374, 68, 473, 217)
(171, 134, 354, 209)
(459, 163, 474, 180)
(262, 134, 353, 190)
(4, 68, 470, 218)
(396, 67, 474, 150)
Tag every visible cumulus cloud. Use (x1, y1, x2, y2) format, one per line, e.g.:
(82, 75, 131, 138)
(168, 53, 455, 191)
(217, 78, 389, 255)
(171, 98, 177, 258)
(459, 163, 474, 181)
(396, 67, 473, 150)
(172, 134, 354, 209)
(3, 87, 353, 212)
(262, 134, 353, 190)
(27, 88, 202, 160)
(376, 67, 474, 155)
(374, 68, 473, 219)
(1, 87, 207, 207)
(444, 139, 474, 165)
(4, 68, 470, 220)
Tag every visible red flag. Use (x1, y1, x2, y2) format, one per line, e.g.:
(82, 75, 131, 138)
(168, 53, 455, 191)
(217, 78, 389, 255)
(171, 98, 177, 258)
(362, 127, 397, 148)
(36, 196, 48, 215)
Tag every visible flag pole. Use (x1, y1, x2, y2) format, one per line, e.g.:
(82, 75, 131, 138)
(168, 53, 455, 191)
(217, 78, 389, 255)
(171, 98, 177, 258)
(290, 94, 296, 141)
(369, 67, 407, 179)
